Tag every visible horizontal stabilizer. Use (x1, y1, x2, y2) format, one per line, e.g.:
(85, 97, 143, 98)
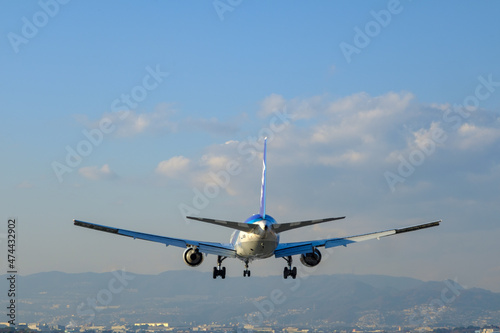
(272, 216, 345, 233)
(186, 216, 258, 232)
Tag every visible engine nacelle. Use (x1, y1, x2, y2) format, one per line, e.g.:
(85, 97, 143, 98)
(300, 248, 322, 267)
(183, 248, 204, 267)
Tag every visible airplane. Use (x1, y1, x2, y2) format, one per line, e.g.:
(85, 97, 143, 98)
(74, 138, 441, 279)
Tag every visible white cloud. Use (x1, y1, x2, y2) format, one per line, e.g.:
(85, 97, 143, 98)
(259, 93, 286, 118)
(180, 116, 239, 136)
(110, 108, 177, 137)
(192, 152, 240, 196)
(79, 164, 116, 180)
(251, 92, 500, 184)
(385, 122, 447, 164)
(412, 122, 444, 148)
(259, 93, 324, 120)
(328, 91, 413, 115)
(318, 150, 366, 166)
(311, 91, 414, 144)
(156, 156, 191, 178)
(456, 123, 500, 150)
(200, 154, 231, 170)
(80, 103, 244, 139)
(80, 104, 177, 138)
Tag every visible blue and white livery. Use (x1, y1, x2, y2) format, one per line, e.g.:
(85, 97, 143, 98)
(74, 138, 440, 279)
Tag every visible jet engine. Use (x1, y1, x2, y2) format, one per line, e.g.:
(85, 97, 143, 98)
(183, 248, 204, 267)
(300, 248, 322, 267)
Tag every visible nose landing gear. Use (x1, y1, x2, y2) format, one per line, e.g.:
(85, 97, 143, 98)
(243, 260, 251, 277)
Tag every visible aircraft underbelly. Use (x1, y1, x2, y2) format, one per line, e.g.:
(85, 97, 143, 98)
(235, 232, 278, 259)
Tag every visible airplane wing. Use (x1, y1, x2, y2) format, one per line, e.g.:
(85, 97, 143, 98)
(274, 220, 441, 258)
(272, 216, 346, 233)
(73, 219, 237, 258)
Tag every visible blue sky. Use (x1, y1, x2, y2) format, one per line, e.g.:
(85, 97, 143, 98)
(1, 1, 500, 292)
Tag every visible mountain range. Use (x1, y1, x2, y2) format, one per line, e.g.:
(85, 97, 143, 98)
(2, 271, 499, 328)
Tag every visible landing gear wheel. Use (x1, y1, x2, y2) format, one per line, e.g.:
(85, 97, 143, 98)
(243, 261, 251, 277)
(283, 256, 297, 279)
(213, 266, 226, 279)
(213, 256, 227, 279)
(283, 267, 289, 279)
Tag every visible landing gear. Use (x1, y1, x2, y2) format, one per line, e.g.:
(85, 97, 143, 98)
(283, 256, 297, 279)
(213, 256, 226, 279)
(243, 261, 251, 277)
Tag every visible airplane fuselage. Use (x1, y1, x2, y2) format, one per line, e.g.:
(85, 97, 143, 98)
(230, 214, 280, 260)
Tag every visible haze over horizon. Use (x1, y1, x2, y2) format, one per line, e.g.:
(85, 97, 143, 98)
(1, 1, 499, 292)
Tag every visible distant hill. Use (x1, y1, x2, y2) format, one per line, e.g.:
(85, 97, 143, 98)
(1, 271, 499, 328)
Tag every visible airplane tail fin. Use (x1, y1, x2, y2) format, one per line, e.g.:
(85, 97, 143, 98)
(259, 137, 267, 219)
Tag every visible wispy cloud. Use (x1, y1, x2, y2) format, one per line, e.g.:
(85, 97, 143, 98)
(101, 109, 176, 138)
(318, 150, 366, 166)
(456, 123, 500, 150)
(79, 164, 117, 181)
(311, 91, 414, 145)
(156, 156, 191, 178)
(259, 93, 286, 118)
(180, 116, 240, 136)
(78, 103, 243, 138)
(17, 181, 34, 189)
(259, 93, 325, 120)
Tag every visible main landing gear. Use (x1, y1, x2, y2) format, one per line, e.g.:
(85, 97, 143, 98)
(243, 260, 251, 277)
(213, 258, 253, 279)
(283, 256, 297, 279)
(213, 256, 226, 279)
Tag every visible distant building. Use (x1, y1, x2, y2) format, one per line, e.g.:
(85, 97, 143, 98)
(133, 323, 169, 328)
(477, 329, 500, 333)
(133, 323, 169, 332)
